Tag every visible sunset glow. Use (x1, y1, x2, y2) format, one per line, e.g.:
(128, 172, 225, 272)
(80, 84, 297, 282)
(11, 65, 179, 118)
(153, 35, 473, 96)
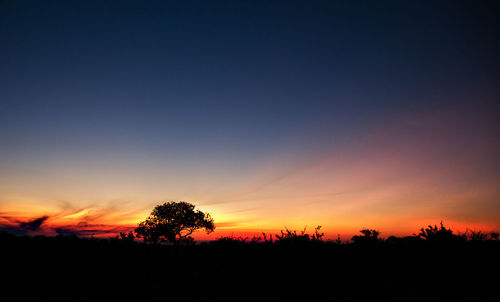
(2, 103, 498, 240)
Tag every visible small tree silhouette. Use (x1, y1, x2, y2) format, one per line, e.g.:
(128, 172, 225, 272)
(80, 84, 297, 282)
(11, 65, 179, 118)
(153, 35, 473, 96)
(135, 201, 215, 244)
(351, 229, 380, 243)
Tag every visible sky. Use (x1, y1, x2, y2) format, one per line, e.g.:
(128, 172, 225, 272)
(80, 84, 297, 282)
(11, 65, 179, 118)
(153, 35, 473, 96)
(1, 0, 499, 239)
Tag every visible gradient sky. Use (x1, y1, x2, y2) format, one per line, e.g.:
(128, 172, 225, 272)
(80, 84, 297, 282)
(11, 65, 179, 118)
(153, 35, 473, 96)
(1, 1, 499, 239)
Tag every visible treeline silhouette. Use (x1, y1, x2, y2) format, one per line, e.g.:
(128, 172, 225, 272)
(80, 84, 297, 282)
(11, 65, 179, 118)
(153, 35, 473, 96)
(2, 223, 499, 301)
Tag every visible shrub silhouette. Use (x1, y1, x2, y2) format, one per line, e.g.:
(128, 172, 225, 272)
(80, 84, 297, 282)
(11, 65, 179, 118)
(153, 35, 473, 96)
(117, 231, 135, 242)
(351, 229, 380, 243)
(261, 232, 274, 244)
(135, 201, 215, 244)
(417, 222, 465, 243)
(386, 235, 422, 244)
(464, 229, 488, 241)
(275, 226, 324, 244)
(212, 235, 248, 246)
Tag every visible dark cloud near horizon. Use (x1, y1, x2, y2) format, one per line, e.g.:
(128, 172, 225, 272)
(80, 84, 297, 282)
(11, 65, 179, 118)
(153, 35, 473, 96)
(0, 213, 132, 237)
(0, 215, 49, 235)
(53, 225, 129, 237)
(19, 216, 49, 231)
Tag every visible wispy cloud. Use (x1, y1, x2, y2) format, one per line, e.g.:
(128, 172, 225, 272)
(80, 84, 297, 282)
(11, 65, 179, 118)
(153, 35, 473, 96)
(0, 201, 139, 237)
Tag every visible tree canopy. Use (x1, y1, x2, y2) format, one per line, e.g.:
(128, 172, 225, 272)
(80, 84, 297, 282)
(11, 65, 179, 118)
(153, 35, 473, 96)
(135, 201, 215, 244)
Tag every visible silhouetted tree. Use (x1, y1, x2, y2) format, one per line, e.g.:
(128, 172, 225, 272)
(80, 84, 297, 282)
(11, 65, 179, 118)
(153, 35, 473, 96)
(135, 201, 215, 244)
(351, 229, 380, 243)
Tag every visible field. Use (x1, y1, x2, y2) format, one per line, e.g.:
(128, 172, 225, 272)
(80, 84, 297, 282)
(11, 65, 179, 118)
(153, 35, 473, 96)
(3, 231, 499, 301)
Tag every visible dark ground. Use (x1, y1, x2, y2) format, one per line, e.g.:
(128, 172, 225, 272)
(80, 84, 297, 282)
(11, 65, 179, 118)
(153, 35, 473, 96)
(2, 232, 499, 302)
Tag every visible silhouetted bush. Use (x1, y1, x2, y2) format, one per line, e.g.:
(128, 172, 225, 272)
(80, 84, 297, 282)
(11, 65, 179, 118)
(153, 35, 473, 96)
(386, 235, 423, 244)
(464, 229, 488, 241)
(417, 222, 465, 243)
(115, 231, 135, 242)
(351, 229, 380, 244)
(275, 226, 324, 245)
(212, 235, 248, 246)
